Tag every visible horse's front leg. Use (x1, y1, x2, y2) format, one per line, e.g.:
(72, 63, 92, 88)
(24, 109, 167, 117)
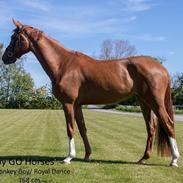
(63, 103, 76, 164)
(74, 105, 91, 161)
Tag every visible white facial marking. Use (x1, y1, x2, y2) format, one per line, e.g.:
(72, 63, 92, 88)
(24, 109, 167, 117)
(169, 137, 180, 166)
(63, 138, 76, 164)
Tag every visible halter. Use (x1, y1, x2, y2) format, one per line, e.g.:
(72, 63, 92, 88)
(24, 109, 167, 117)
(6, 25, 43, 58)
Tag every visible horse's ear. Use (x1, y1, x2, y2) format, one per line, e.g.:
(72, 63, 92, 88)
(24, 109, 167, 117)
(12, 19, 23, 29)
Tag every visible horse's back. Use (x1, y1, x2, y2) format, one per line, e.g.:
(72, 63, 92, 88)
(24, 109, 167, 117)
(78, 58, 134, 104)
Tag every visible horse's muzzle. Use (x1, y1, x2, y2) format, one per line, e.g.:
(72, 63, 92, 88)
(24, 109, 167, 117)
(2, 54, 16, 65)
(2, 51, 17, 65)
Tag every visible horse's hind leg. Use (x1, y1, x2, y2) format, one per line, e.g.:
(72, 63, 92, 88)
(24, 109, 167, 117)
(140, 90, 179, 166)
(74, 105, 91, 161)
(138, 100, 157, 164)
(154, 105, 180, 166)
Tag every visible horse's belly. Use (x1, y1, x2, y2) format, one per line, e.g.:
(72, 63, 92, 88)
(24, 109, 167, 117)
(78, 85, 133, 105)
(80, 94, 132, 105)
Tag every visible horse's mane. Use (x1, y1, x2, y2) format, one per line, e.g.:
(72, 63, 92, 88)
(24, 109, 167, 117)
(44, 33, 80, 55)
(74, 51, 94, 60)
(44, 33, 93, 60)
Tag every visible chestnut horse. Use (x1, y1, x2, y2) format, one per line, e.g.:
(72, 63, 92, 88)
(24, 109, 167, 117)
(2, 20, 180, 166)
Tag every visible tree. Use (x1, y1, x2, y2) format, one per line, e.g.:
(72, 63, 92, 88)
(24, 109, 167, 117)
(0, 62, 34, 108)
(0, 44, 34, 108)
(31, 85, 61, 109)
(0, 44, 3, 58)
(100, 39, 136, 60)
(151, 56, 166, 64)
(172, 73, 183, 106)
(8, 68, 34, 108)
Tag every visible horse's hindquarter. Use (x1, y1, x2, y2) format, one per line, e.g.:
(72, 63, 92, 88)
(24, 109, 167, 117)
(127, 57, 169, 92)
(78, 60, 134, 104)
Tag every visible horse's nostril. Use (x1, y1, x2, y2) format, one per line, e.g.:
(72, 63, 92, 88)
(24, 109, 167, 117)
(7, 51, 14, 58)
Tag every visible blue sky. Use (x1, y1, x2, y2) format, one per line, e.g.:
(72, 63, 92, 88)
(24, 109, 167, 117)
(0, 0, 183, 87)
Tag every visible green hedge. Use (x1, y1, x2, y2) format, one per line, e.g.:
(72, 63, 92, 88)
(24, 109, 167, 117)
(115, 105, 141, 113)
(115, 105, 183, 114)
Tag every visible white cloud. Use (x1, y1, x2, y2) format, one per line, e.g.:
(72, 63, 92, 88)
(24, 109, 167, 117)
(168, 51, 175, 55)
(0, 1, 125, 36)
(135, 34, 165, 41)
(123, 34, 166, 42)
(124, 0, 157, 12)
(23, 17, 117, 37)
(0, 1, 163, 42)
(21, 1, 50, 11)
(0, 2, 15, 26)
(123, 16, 137, 23)
(0, 0, 157, 38)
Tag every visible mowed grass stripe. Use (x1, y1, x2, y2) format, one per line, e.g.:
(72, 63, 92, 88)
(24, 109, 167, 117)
(0, 110, 66, 156)
(0, 110, 35, 145)
(83, 111, 146, 160)
(85, 113, 146, 143)
(32, 110, 66, 155)
(86, 111, 146, 138)
(0, 110, 33, 133)
(0, 110, 36, 134)
(17, 110, 51, 155)
(0, 110, 44, 154)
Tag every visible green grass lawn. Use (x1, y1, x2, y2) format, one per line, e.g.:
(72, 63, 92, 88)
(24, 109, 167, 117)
(0, 109, 182, 183)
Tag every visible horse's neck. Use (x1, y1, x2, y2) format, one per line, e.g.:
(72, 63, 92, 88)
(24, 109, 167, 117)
(31, 35, 72, 83)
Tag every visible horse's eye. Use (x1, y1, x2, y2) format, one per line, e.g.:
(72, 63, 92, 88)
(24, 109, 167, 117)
(11, 34, 16, 40)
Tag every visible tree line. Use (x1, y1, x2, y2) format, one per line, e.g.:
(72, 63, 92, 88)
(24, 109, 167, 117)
(0, 40, 182, 109)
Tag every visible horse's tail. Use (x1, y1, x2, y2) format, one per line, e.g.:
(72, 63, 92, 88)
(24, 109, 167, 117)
(156, 79, 173, 156)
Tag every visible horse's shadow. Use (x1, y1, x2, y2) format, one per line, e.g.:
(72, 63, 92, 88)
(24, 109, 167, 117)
(0, 156, 167, 167)
(74, 158, 167, 167)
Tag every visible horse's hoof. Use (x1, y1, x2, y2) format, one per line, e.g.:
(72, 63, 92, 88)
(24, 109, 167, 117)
(63, 157, 72, 164)
(137, 159, 146, 165)
(84, 157, 91, 162)
(170, 162, 178, 167)
(63, 160, 71, 164)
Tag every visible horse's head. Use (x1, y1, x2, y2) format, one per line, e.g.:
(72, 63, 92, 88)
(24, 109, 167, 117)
(2, 19, 41, 65)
